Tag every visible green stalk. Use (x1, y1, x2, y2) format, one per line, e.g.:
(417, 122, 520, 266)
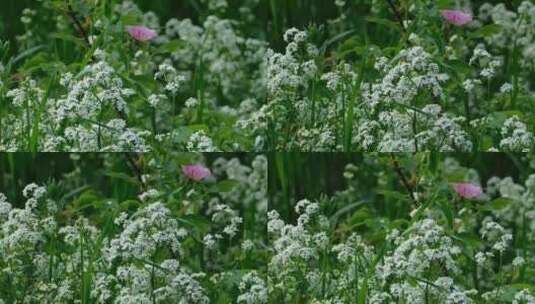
(343, 90, 355, 152)
(151, 106, 157, 134)
(97, 104, 103, 150)
(0, 88, 3, 144)
(30, 74, 56, 152)
(151, 253, 156, 304)
(511, 43, 519, 108)
(24, 96, 31, 151)
(80, 228, 86, 303)
(310, 77, 317, 128)
(196, 58, 205, 124)
(520, 211, 527, 281)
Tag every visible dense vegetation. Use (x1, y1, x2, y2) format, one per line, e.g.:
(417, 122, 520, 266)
(0, 152, 267, 303)
(269, 153, 535, 303)
(1, 1, 534, 151)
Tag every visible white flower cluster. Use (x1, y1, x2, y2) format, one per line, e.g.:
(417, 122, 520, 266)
(154, 62, 186, 95)
(0, 187, 209, 303)
(378, 219, 462, 281)
(2, 50, 149, 152)
(237, 271, 268, 304)
(201, 155, 267, 263)
(463, 44, 503, 97)
(479, 1, 535, 69)
(363, 46, 449, 109)
(264, 28, 356, 150)
(484, 173, 535, 244)
(163, 13, 267, 108)
(186, 130, 218, 152)
(266, 28, 318, 95)
(512, 289, 535, 304)
(268, 198, 487, 303)
(499, 116, 534, 151)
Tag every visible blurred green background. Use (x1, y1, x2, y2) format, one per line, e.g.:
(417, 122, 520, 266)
(0, 153, 139, 207)
(0, 0, 524, 52)
(0, 152, 257, 208)
(0, 0, 271, 56)
(269, 153, 527, 222)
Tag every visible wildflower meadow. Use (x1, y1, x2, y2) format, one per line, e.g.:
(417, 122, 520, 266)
(1, 0, 534, 152)
(2, 1, 535, 303)
(268, 153, 535, 303)
(0, 152, 268, 303)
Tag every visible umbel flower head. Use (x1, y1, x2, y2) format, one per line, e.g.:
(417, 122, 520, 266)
(127, 25, 158, 42)
(454, 182, 482, 199)
(441, 10, 473, 26)
(182, 164, 212, 181)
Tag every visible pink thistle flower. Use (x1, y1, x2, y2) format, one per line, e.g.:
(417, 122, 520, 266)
(441, 10, 473, 26)
(454, 182, 483, 199)
(182, 164, 211, 182)
(127, 25, 158, 42)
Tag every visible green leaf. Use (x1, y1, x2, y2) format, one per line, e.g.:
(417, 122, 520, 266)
(174, 153, 198, 165)
(378, 190, 410, 202)
(177, 215, 211, 234)
(155, 39, 184, 54)
(216, 179, 239, 193)
(330, 201, 366, 225)
(489, 198, 513, 210)
(120, 200, 140, 212)
(365, 17, 400, 32)
(120, 14, 139, 26)
(469, 24, 501, 39)
(11, 44, 47, 65)
(105, 172, 139, 185)
(436, 0, 454, 9)
(444, 167, 469, 183)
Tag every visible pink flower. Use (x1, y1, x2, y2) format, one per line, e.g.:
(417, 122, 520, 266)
(127, 25, 158, 42)
(441, 10, 473, 26)
(454, 183, 482, 199)
(182, 164, 211, 182)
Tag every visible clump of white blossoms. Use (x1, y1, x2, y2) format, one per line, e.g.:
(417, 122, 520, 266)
(0, 185, 209, 303)
(53, 51, 148, 151)
(186, 130, 218, 152)
(355, 46, 477, 152)
(268, 154, 535, 302)
(363, 46, 449, 109)
(479, 1, 535, 69)
(3, 49, 149, 152)
(378, 219, 462, 280)
(499, 116, 534, 151)
(263, 28, 348, 150)
(200, 155, 268, 294)
(0, 152, 267, 303)
(160, 12, 268, 150)
(237, 271, 268, 304)
(98, 202, 211, 304)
